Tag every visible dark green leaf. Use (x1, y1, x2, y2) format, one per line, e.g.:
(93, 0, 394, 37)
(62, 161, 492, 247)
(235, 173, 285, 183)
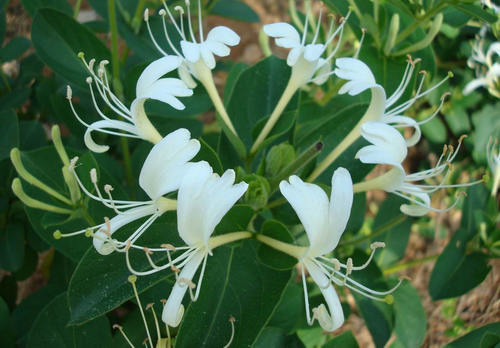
(392, 280, 426, 348)
(19, 120, 46, 151)
(175, 239, 292, 347)
(31, 9, 110, 89)
(0, 111, 18, 161)
(13, 246, 38, 281)
(323, 330, 359, 348)
(0, 88, 31, 111)
(21, 0, 72, 17)
(449, 3, 498, 23)
(257, 220, 297, 270)
(0, 296, 14, 348)
(194, 138, 224, 175)
(0, 223, 25, 272)
(0, 275, 17, 311)
(0, 37, 30, 61)
(211, 0, 260, 23)
(226, 56, 297, 149)
(444, 322, 500, 348)
(26, 293, 112, 347)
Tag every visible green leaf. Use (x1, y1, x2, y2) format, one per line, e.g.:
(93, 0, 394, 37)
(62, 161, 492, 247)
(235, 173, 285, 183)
(297, 326, 327, 348)
(193, 138, 224, 175)
(258, 220, 297, 270)
(0, 296, 14, 348)
(68, 205, 255, 324)
(21, 0, 72, 17)
(0, 223, 25, 272)
(11, 285, 61, 345)
(444, 322, 500, 348)
(449, 3, 498, 23)
(0, 88, 31, 112)
(268, 281, 308, 334)
(211, 0, 260, 23)
(13, 245, 38, 281)
(391, 280, 426, 348)
(226, 56, 298, 149)
(323, 330, 359, 348)
(0, 111, 18, 161)
(31, 9, 110, 89)
(175, 240, 292, 347)
(0, 275, 17, 311)
(351, 250, 393, 348)
(26, 293, 112, 347)
(373, 196, 412, 268)
(19, 120, 47, 151)
(0, 37, 30, 61)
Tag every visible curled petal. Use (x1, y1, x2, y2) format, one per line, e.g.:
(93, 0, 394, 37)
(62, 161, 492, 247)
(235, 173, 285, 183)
(206, 26, 240, 46)
(136, 56, 182, 97)
(84, 119, 139, 153)
(263, 22, 301, 48)
(304, 43, 325, 62)
(335, 58, 377, 95)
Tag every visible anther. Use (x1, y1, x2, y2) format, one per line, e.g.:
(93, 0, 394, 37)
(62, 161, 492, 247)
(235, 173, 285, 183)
(174, 5, 184, 14)
(370, 241, 385, 249)
(458, 134, 468, 143)
(53, 230, 62, 239)
(125, 240, 132, 251)
(112, 324, 122, 330)
(69, 157, 79, 170)
(128, 274, 137, 283)
(104, 184, 113, 193)
(144, 247, 153, 255)
(85, 228, 93, 237)
(346, 258, 353, 275)
(88, 58, 96, 70)
(86, 77, 93, 84)
(331, 258, 341, 271)
(448, 71, 454, 78)
(146, 303, 154, 310)
(142, 338, 149, 345)
(385, 294, 394, 304)
(90, 168, 98, 183)
(179, 277, 196, 289)
(171, 265, 180, 273)
(66, 85, 72, 99)
(160, 299, 167, 305)
(143, 8, 149, 21)
(77, 52, 85, 59)
(159, 9, 166, 16)
(161, 243, 176, 250)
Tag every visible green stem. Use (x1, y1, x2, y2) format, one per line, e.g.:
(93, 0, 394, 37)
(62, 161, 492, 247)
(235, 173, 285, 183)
(73, 0, 83, 18)
(209, 231, 253, 249)
(383, 254, 439, 275)
(269, 141, 323, 190)
(339, 215, 407, 247)
(395, 2, 447, 44)
(131, 0, 147, 33)
(256, 234, 307, 258)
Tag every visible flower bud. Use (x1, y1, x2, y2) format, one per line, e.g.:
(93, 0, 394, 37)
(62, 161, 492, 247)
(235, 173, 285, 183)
(242, 174, 271, 209)
(265, 143, 295, 177)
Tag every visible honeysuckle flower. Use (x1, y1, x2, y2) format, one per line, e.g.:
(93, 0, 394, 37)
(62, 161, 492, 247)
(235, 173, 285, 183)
(144, 0, 240, 134)
(67, 54, 193, 153)
(487, 137, 500, 196)
(157, 161, 248, 327)
(263, 9, 351, 86)
(279, 168, 400, 331)
(464, 36, 500, 98)
(354, 135, 481, 216)
(54, 129, 200, 255)
(334, 57, 450, 147)
(251, 8, 352, 154)
(481, 0, 500, 13)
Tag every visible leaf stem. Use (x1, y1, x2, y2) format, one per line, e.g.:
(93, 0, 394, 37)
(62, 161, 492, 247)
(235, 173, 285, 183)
(383, 254, 439, 275)
(339, 215, 407, 247)
(73, 0, 83, 19)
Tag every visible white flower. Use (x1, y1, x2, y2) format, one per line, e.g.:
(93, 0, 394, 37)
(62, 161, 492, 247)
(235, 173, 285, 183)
(160, 161, 248, 327)
(334, 57, 450, 147)
(55, 129, 200, 255)
(464, 37, 500, 98)
(487, 137, 500, 196)
(145, 0, 240, 88)
(354, 135, 480, 216)
(481, 0, 500, 13)
(67, 55, 193, 153)
(280, 168, 399, 332)
(263, 8, 350, 86)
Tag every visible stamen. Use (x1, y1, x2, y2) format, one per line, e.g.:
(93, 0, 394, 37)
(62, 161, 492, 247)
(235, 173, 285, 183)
(146, 303, 162, 344)
(162, 1, 185, 39)
(300, 262, 314, 325)
(144, 9, 169, 56)
(354, 28, 366, 59)
(174, 6, 186, 38)
(223, 316, 236, 348)
(184, 0, 197, 43)
(301, 7, 310, 46)
(311, 8, 323, 45)
(128, 275, 154, 348)
(113, 324, 134, 348)
(159, 10, 184, 57)
(197, 0, 204, 42)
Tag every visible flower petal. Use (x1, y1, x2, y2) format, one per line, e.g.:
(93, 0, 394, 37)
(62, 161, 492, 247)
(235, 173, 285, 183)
(136, 56, 182, 98)
(326, 167, 353, 252)
(334, 58, 377, 95)
(200, 45, 216, 70)
(303, 258, 344, 332)
(304, 43, 325, 62)
(204, 40, 231, 57)
(93, 204, 156, 255)
(263, 22, 301, 48)
(280, 175, 329, 256)
(358, 122, 408, 164)
(181, 40, 200, 63)
(139, 129, 200, 199)
(206, 26, 240, 46)
(162, 250, 205, 327)
(178, 63, 198, 89)
(84, 119, 139, 153)
(287, 46, 303, 66)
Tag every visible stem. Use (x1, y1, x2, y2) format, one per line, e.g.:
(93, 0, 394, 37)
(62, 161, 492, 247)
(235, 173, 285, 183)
(383, 254, 438, 275)
(209, 231, 253, 249)
(256, 234, 307, 259)
(307, 123, 361, 182)
(339, 215, 407, 247)
(269, 141, 323, 190)
(195, 60, 237, 136)
(266, 197, 286, 209)
(251, 79, 299, 154)
(73, 0, 83, 18)
(395, 2, 447, 44)
(131, 0, 147, 33)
